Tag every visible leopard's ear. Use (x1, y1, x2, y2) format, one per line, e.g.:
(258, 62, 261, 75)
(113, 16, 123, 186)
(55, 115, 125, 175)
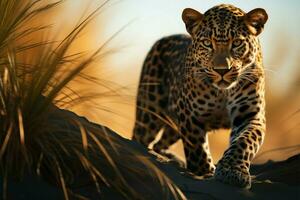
(244, 8, 268, 36)
(182, 8, 203, 36)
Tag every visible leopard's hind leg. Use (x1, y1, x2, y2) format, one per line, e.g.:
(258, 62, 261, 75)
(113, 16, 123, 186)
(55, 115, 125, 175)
(133, 39, 180, 152)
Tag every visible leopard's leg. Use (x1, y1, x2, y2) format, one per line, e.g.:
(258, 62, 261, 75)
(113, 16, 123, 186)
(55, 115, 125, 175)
(215, 81, 266, 189)
(132, 74, 168, 147)
(181, 127, 215, 177)
(133, 104, 164, 147)
(153, 126, 180, 152)
(132, 39, 171, 148)
(132, 81, 172, 148)
(151, 126, 183, 165)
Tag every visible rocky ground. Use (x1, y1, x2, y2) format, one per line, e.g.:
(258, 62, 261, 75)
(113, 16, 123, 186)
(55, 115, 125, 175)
(1, 108, 299, 200)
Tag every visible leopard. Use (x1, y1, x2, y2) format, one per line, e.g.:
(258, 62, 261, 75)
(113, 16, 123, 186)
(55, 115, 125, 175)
(132, 4, 268, 189)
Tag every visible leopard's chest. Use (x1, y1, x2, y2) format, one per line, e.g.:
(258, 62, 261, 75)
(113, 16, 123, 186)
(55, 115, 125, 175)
(169, 80, 232, 131)
(189, 91, 231, 131)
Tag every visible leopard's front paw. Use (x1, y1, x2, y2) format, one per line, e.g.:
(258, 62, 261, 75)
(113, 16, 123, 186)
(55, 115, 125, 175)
(214, 163, 251, 189)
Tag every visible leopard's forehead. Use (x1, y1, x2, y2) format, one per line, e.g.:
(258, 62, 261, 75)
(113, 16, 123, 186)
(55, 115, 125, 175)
(199, 4, 246, 39)
(205, 4, 245, 16)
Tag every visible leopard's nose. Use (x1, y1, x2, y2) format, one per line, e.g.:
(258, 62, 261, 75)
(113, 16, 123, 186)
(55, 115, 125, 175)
(214, 68, 230, 76)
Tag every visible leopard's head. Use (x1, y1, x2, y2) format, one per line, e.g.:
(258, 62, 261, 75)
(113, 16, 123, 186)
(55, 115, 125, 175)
(182, 4, 268, 89)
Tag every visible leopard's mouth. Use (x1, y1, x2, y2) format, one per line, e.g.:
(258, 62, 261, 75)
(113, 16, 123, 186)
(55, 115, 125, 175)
(213, 79, 237, 90)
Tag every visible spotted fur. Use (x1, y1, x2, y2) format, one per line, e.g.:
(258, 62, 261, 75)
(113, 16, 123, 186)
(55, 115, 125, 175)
(133, 4, 268, 189)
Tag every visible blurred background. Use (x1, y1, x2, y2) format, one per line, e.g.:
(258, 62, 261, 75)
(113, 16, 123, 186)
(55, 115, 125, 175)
(45, 0, 300, 163)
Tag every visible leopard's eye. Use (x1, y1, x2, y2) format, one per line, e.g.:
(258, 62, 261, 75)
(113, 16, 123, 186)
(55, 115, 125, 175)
(232, 39, 243, 48)
(201, 39, 212, 48)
